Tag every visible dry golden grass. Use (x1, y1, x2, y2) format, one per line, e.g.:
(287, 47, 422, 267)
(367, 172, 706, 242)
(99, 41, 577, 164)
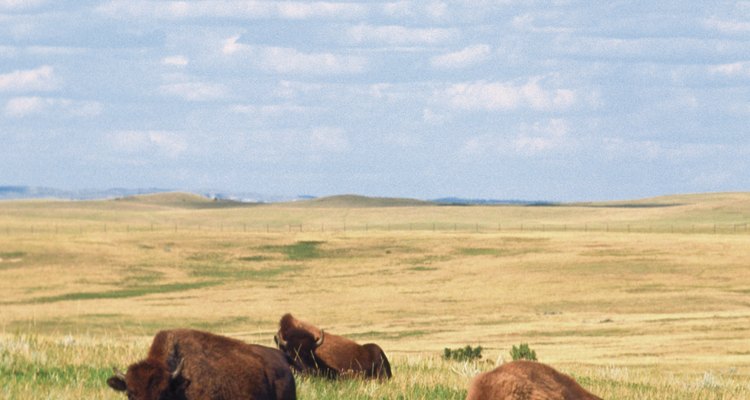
(1, 192, 749, 398)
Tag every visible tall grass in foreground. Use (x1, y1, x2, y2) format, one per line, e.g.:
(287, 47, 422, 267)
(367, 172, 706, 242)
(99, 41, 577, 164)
(2, 333, 748, 399)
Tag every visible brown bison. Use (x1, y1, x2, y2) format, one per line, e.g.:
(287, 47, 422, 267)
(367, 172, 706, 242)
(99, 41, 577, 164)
(274, 313, 392, 379)
(465, 360, 601, 400)
(107, 329, 296, 400)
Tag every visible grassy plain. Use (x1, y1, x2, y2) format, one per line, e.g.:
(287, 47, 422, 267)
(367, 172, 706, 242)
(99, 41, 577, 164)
(1, 192, 749, 399)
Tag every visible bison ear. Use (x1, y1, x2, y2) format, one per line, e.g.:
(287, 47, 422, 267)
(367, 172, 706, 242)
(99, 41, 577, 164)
(107, 375, 127, 392)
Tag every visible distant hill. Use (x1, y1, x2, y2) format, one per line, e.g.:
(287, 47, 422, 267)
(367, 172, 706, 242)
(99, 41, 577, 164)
(0, 186, 306, 203)
(432, 197, 557, 206)
(571, 192, 750, 210)
(0, 186, 172, 201)
(289, 194, 432, 208)
(113, 192, 260, 209)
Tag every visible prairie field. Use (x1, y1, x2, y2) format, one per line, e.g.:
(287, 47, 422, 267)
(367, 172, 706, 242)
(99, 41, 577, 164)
(1, 192, 750, 399)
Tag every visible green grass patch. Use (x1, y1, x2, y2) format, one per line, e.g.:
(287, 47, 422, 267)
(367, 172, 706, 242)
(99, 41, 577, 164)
(0, 364, 112, 389)
(260, 241, 325, 260)
(458, 247, 541, 257)
(238, 255, 269, 262)
(459, 248, 501, 256)
(19, 281, 221, 304)
(408, 266, 438, 272)
(0, 251, 26, 258)
(347, 329, 432, 341)
(4, 314, 268, 336)
(189, 264, 304, 280)
(296, 375, 466, 400)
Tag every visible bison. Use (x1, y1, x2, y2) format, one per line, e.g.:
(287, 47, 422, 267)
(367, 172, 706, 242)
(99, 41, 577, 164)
(465, 360, 602, 400)
(274, 313, 392, 379)
(107, 329, 296, 400)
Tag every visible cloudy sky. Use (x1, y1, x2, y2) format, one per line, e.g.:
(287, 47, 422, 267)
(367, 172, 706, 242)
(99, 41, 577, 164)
(1, 1, 748, 201)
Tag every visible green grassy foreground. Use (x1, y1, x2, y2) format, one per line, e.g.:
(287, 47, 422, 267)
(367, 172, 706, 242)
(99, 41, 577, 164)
(1, 192, 749, 398)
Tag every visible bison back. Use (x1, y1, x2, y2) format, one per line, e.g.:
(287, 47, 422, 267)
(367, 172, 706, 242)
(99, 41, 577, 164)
(465, 361, 601, 400)
(152, 329, 296, 400)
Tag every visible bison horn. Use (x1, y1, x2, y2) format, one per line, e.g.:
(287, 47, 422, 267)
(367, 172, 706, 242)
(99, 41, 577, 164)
(171, 358, 185, 379)
(113, 367, 126, 381)
(315, 330, 325, 347)
(275, 330, 287, 348)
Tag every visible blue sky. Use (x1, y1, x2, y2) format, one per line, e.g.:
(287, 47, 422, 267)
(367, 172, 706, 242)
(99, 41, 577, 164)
(1, 1, 748, 201)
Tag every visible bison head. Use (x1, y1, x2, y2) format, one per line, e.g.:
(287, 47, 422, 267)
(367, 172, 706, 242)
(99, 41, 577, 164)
(107, 358, 189, 400)
(274, 327, 329, 374)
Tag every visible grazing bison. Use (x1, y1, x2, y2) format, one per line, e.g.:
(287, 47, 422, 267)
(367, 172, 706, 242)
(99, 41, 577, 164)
(465, 360, 601, 400)
(274, 313, 392, 379)
(107, 329, 296, 400)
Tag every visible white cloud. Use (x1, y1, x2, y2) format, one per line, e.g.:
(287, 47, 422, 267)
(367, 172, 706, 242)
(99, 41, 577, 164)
(0, 0, 47, 11)
(159, 81, 228, 101)
(109, 130, 187, 158)
(710, 62, 749, 77)
(0, 65, 58, 92)
(382, 1, 447, 19)
(276, 2, 366, 19)
(431, 44, 491, 69)
(4, 96, 101, 118)
(422, 108, 449, 124)
(223, 36, 366, 74)
(514, 118, 569, 154)
(310, 127, 349, 152)
(459, 119, 571, 158)
(26, 46, 86, 56)
(512, 13, 573, 34)
(601, 138, 720, 162)
(162, 55, 189, 67)
(348, 24, 458, 45)
(0, 45, 17, 57)
(439, 78, 576, 111)
(222, 35, 244, 56)
(97, 1, 367, 20)
(258, 47, 366, 74)
(704, 16, 750, 34)
(230, 103, 319, 118)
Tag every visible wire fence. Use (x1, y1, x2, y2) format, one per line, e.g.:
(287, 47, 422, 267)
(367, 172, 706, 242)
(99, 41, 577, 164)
(2, 222, 749, 235)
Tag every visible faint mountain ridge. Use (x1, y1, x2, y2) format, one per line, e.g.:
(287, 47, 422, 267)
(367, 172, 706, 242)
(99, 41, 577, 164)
(0, 186, 172, 200)
(431, 197, 557, 206)
(0, 185, 311, 203)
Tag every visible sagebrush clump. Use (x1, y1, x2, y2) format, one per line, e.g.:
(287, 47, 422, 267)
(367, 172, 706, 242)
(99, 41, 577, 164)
(443, 345, 483, 361)
(510, 343, 537, 361)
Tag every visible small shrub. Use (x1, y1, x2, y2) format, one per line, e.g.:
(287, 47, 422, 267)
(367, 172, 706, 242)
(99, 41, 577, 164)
(510, 343, 537, 361)
(443, 345, 483, 361)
